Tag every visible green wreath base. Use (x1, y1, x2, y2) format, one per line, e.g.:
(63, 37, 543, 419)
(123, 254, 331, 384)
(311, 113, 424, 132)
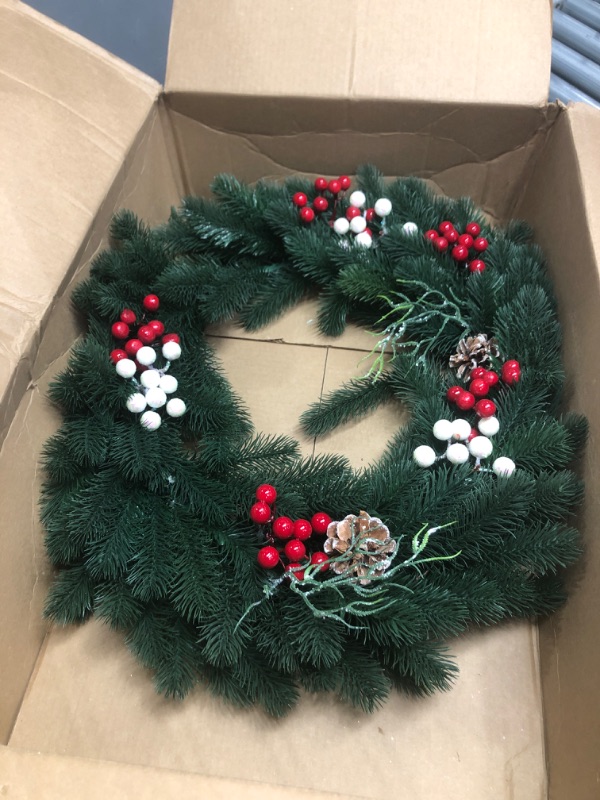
(42, 167, 586, 717)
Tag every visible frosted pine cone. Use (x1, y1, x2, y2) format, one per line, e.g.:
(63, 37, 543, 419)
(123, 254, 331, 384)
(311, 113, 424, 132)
(449, 334, 499, 380)
(323, 510, 397, 585)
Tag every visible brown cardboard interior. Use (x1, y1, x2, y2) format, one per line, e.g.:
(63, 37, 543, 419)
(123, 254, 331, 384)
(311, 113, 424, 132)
(2, 2, 600, 799)
(517, 103, 600, 800)
(169, 104, 558, 223)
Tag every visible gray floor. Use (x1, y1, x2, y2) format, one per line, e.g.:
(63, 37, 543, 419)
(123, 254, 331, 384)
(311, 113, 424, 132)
(27, 0, 173, 82)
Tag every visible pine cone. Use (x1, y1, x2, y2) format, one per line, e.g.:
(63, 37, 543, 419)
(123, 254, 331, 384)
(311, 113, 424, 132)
(449, 333, 499, 380)
(323, 510, 397, 585)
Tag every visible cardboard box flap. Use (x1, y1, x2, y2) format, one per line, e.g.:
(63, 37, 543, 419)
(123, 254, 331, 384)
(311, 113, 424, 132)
(0, 746, 346, 799)
(166, 0, 552, 124)
(567, 103, 600, 262)
(0, 2, 160, 441)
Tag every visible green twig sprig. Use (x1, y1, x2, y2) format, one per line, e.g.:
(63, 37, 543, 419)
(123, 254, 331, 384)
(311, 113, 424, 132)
(236, 521, 459, 632)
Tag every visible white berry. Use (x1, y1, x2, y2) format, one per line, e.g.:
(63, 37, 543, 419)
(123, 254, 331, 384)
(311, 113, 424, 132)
(140, 369, 161, 389)
(413, 445, 437, 467)
(451, 419, 472, 441)
(402, 221, 418, 235)
(159, 374, 178, 394)
(166, 398, 187, 418)
(162, 341, 182, 361)
(126, 392, 147, 413)
(140, 410, 161, 431)
(333, 217, 350, 235)
(354, 232, 372, 248)
(136, 346, 157, 366)
(478, 416, 500, 437)
(349, 215, 367, 233)
(349, 190, 366, 208)
(493, 456, 516, 477)
(446, 443, 470, 464)
(115, 359, 137, 379)
(433, 419, 453, 441)
(374, 198, 392, 217)
(468, 436, 493, 459)
(145, 387, 167, 409)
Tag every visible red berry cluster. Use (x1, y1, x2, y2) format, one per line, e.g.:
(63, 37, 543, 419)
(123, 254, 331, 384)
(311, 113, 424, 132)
(293, 175, 351, 223)
(446, 359, 521, 414)
(250, 484, 332, 580)
(424, 221, 488, 273)
(109, 294, 180, 370)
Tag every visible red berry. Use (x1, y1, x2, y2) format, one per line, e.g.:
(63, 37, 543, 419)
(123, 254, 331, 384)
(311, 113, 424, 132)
(484, 370, 499, 386)
(469, 259, 486, 273)
(292, 192, 308, 207)
(346, 206, 362, 220)
(468, 427, 479, 442)
(458, 233, 474, 249)
(120, 309, 136, 325)
(363, 227, 373, 237)
(313, 196, 328, 213)
(328, 179, 341, 194)
(138, 325, 156, 344)
(424, 229, 438, 242)
(451, 244, 469, 261)
(136, 363, 147, 373)
(469, 378, 489, 397)
(272, 516, 294, 539)
(250, 501, 272, 524)
(339, 176, 351, 190)
(256, 484, 277, 504)
(257, 546, 279, 569)
(310, 552, 329, 572)
(445, 229, 459, 244)
(110, 349, 127, 364)
(300, 207, 315, 223)
(503, 360, 520, 372)
(149, 319, 165, 336)
(311, 512, 332, 534)
(162, 333, 180, 344)
(314, 177, 328, 191)
(285, 562, 305, 580)
(473, 237, 488, 252)
(502, 367, 521, 386)
(470, 367, 487, 380)
(456, 391, 476, 411)
(284, 539, 306, 561)
(124, 338, 143, 356)
(365, 208, 375, 222)
(111, 321, 129, 339)
(293, 519, 313, 540)
(438, 221, 454, 234)
(446, 385, 463, 402)
(143, 294, 160, 311)
(466, 222, 481, 237)
(475, 399, 497, 418)
(434, 236, 449, 252)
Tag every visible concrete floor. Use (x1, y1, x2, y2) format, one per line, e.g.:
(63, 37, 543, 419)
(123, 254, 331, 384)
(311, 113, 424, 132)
(26, 0, 173, 82)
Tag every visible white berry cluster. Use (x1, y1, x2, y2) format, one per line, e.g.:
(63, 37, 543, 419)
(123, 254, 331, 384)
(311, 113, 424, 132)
(413, 416, 516, 477)
(332, 193, 395, 249)
(116, 340, 187, 431)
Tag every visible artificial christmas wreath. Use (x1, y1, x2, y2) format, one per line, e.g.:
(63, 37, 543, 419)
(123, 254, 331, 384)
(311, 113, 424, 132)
(42, 166, 586, 717)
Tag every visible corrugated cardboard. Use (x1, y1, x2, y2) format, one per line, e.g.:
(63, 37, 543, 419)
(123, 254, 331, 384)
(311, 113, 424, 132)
(517, 103, 600, 800)
(1, 1, 599, 798)
(167, 0, 552, 110)
(0, 1, 162, 448)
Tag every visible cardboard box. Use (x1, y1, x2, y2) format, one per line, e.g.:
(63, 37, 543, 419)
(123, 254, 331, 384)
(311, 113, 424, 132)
(1, 1, 599, 797)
